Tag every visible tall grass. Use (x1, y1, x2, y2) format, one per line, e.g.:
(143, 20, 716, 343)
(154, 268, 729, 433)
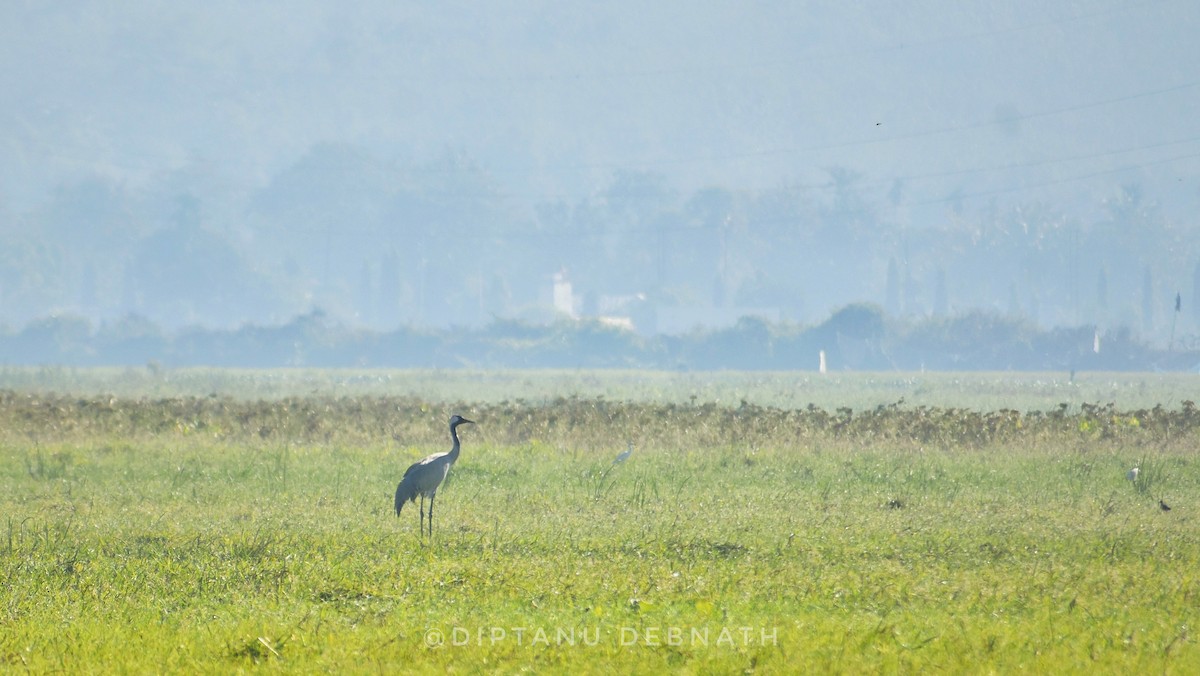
(2, 365, 1199, 411)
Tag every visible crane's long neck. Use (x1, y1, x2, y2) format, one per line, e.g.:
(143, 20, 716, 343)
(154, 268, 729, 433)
(448, 422, 463, 462)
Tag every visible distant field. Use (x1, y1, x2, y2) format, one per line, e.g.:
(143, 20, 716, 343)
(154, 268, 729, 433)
(1, 388, 1198, 672)
(1, 365, 1198, 412)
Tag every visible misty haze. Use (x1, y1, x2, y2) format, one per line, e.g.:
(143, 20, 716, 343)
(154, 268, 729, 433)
(6, 6, 1200, 671)
(2, 1, 1199, 368)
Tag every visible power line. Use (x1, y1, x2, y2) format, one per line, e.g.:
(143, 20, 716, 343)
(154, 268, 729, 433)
(494, 131, 1200, 207)
(510, 78, 1200, 175)
(397, 0, 1175, 85)
(906, 148, 1200, 208)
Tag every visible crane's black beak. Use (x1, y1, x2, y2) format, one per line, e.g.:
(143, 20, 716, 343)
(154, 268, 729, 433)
(460, 417, 475, 425)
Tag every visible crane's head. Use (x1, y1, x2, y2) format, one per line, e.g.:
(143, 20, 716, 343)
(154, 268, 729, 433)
(450, 414, 474, 427)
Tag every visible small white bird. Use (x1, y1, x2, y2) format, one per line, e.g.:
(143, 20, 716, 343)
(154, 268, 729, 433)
(1127, 467, 1140, 482)
(612, 441, 634, 466)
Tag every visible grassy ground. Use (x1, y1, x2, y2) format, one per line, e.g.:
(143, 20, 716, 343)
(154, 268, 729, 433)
(1, 386, 1198, 672)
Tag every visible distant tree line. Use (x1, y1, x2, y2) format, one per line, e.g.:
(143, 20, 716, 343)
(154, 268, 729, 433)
(2, 306, 1196, 372)
(3, 143, 1199, 347)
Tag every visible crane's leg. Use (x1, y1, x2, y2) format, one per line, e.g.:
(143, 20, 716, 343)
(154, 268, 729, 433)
(428, 493, 437, 537)
(419, 495, 426, 537)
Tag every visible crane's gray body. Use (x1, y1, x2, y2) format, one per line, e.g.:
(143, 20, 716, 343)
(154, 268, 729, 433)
(395, 414, 473, 536)
(613, 441, 634, 465)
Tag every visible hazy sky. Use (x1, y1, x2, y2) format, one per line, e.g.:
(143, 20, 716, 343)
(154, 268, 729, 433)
(2, 0, 1197, 220)
(2, 0, 1200, 341)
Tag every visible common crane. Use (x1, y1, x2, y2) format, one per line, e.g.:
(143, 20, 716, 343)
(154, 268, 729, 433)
(394, 414, 473, 536)
(613, 441, 634, 465)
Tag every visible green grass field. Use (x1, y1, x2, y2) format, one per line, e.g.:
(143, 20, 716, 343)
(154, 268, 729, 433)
(1, 371, 1198, 672)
